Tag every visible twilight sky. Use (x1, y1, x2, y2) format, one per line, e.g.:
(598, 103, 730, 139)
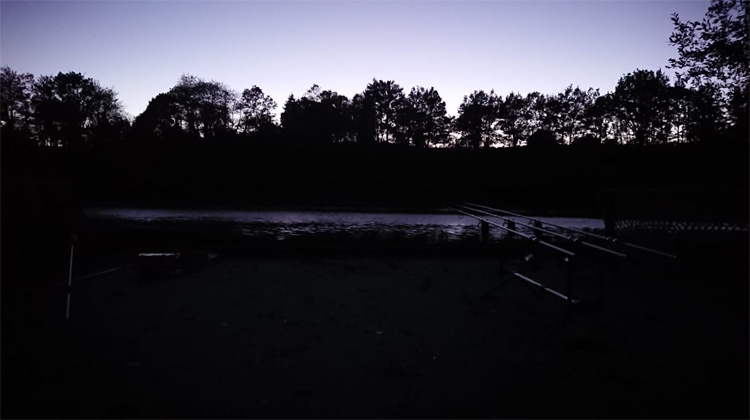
(1, 0, 709, 119)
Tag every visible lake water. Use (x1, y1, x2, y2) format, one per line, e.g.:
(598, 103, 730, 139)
(84, 208, 605, 243)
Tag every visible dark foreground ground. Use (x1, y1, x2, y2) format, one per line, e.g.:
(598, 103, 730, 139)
(2, 242, 748, 419)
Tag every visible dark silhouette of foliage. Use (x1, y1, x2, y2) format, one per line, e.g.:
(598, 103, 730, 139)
(561, 86, 601, 143)
(363, 79, 405, 143)
(669, 0, 749, 91)
(133, 74, 236, 141)
(587, 94, 613, 141)
(669, 0, 749, 137)
(280, 94, 305, 144)
(312, 87, 354, 144)
(609, 69, 675, 145)
(455, 90, 500, 149)
(131, 92, 184, 141)
(571, 134, 602, 148)
(553, 87, 580, 144)
(31, 71, 128, 148)
(236, 86, 277, 136)
(3, 0, 745, 153)
(281, 85, 353, 145)
(526, 129, 560, 148)
(0, 66, 35, 142)
(726, 82, 749, 138)
(394, 87, 451, 147)
(520, 86, 603, 145)
(172, 75, 236, 139)
(351, 93, 377, 144)
(670, 80, 726, 143)
(524, 92, 547, 134)
(538, 93, 563, 135)
(497, 92, 531, 147)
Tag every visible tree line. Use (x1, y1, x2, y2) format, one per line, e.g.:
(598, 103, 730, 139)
(1, 0, 747, 150)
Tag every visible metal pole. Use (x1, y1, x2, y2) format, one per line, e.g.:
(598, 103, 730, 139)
(65, 242, 74, 320)
(565, 257, 574, 305)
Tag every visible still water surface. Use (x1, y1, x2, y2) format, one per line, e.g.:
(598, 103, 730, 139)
(85, 208, 604, 243)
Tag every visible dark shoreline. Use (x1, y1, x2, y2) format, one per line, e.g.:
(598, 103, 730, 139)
(82, 203, 608, 219)
(4, 141, 748, 222)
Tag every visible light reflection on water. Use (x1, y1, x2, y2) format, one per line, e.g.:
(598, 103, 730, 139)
(85, 208, 604, 243)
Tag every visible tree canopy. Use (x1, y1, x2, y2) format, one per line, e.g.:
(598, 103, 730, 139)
(1, 1, 746, 151)
(20, 70, 129, 148)
(236, 86, 277, 136)
(455, 90, 501, 150)
(669, 0, 749, 136)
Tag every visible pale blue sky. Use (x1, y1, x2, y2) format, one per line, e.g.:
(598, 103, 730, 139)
(0, 0, 709, 119)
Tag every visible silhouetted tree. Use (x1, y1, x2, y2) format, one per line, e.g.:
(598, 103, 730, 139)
(669, 80, 692, 142)
(0, 66, 34, 142)
(131, 92, 183, 141)
(497, 92, 532, 147)
(555, 86, 580, 144)
(571, 133, 602, 148)
(684, 82, 726, 142)
(593, 94, 619, 145)
(281, 85, 353, 145)
(524, 92, 547, 134)
(726, 82, 749, 138)
(351, 93, 377, 144)
(609, 69, 674, 145)
(280, 95, 301, 140)
(537, 93, 566, 137)
(315, 88, 354, 143)
(174, 75, 236, 139)
(363, 79, 405, 143)
(669, 0, 749, 136)
(30, 75, 59, 147)
(455, 90, 500, 149)
(585, 92, 611, 141)
(236, 86, 277, 136)
(87, 88, 131, 145)
(534, 86, 601, 144)
(133, 75, 236, 140)
(394, 87, 451, 147)
(669, 0, 749, 92)
(31, 71, 129, 148)
(526, 129, 560, 148)
(571, 87, 601, 142)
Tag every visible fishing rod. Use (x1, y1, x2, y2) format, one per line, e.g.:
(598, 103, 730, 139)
(450, 207, 576, 258)
(66, 235, 75, 320)
(463, 201, 612, 240)
(462, 201, 677, 259)
(457, 203, 627, 258)
(512, 272, 580, 304)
